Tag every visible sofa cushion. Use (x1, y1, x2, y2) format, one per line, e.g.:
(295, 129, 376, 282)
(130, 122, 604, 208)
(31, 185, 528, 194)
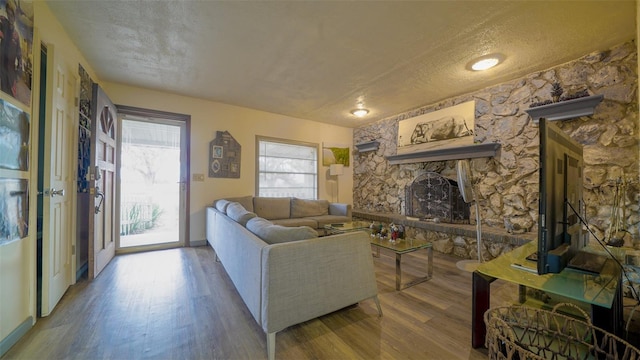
(223, 195, 255, 212)
(245, 216, 274, 233)
(215, 199, 231, 213)
(253, 197, 291, 220)
(290, 198, 329, 218)
(226, 202, 257, 226)
(247, 217, 318, 244)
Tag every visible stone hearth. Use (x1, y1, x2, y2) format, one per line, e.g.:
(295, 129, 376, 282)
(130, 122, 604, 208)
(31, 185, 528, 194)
(353, 210, 534, 260)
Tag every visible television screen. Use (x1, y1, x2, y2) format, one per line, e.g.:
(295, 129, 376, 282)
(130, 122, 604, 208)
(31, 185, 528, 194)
(537, 118, 587, 274)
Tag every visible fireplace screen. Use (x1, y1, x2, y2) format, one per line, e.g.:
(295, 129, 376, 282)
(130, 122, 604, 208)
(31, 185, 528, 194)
(405, 172, 469, 223)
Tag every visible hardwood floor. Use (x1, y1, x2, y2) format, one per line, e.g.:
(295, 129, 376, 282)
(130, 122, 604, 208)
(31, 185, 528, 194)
(3, 245, 638, 359)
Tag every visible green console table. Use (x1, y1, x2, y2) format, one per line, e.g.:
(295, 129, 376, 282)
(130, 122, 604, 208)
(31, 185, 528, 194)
(471, 241, 623, 348)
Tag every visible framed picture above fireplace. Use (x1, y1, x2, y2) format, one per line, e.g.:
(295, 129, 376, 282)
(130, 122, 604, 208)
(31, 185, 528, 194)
(397, 100, 475, 155)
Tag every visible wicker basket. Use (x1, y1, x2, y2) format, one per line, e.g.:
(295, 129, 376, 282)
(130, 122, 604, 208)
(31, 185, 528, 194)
(484, 303, 640, 360)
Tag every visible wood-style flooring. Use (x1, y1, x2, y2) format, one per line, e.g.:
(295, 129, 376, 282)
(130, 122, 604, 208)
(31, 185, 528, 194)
(3, 245, 639, 359)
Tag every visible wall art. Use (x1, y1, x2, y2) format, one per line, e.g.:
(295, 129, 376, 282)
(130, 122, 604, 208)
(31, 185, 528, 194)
(0, 0, 34, 106)
(0, 177, 28, 245)
(0, 97, 29, 170)
(322, 142, 350, 167)
(397, 100, 475, 155)
(209, 131, 241, 178)
(77, 64, 94, 192)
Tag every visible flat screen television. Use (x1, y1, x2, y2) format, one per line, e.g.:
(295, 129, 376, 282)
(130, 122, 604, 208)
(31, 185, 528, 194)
(536, 118, 588, 274)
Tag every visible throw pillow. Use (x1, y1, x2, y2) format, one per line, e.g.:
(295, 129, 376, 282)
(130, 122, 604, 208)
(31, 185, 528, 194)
(215, 199, 230, 213)
(246, 216, 273, 235)
(246, 217, 318, 244)
(225, 195, 254, 212)
(290, 198, 329, 218)
(226, 202, 257, 226)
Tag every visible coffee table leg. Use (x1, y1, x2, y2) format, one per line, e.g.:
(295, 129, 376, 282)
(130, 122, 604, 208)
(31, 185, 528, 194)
(395, 253, 402, 291)
(396, 248, 433, 291)
(427, 246, 433, 278)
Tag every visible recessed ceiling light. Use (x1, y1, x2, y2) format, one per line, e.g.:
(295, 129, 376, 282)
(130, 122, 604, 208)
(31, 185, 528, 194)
(351, 108, 369, 117)
(468, 53, 504, 71)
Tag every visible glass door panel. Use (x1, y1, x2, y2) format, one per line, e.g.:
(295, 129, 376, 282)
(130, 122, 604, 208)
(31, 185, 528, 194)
(119, 119, 183, 249)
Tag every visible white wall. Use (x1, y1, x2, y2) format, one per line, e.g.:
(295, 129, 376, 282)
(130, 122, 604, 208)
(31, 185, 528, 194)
(103, 82, 354, 244)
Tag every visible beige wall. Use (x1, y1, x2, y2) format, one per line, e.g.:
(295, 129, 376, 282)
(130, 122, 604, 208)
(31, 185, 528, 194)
(2, 1, 354, 346)
(0, 2, 100, 346)
(103, 82, 354, 244)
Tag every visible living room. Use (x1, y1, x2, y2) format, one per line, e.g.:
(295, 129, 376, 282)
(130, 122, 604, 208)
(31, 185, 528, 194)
(1, 1, 639, 359)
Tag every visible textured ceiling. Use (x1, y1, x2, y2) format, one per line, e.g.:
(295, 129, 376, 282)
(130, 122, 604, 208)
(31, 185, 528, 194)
(46, 1, 637, 128)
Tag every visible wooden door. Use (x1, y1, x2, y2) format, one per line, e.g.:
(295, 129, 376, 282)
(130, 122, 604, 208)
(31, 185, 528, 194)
(89, 85, 117, 278)
(41, 46, 76, 316)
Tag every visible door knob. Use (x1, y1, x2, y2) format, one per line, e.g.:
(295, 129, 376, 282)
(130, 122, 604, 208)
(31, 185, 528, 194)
(95, 190, 104, 214)
(51, 188, 65, 197)
(47, 188, 65, 197)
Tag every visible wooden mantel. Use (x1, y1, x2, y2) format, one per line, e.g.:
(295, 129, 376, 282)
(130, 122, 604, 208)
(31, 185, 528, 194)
(386, 142, 501, 165)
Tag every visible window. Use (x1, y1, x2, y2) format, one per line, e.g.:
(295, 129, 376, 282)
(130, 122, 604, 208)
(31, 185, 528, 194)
(256, 137, 318, 199)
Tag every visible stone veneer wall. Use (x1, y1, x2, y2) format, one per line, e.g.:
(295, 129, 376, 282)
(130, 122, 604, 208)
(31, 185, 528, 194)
(354, 41, 639, 257)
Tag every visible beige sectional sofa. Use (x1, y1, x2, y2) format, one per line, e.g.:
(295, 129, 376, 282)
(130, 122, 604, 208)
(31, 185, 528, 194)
(218, 195, 352, 233)
(206, 196, 381, 360)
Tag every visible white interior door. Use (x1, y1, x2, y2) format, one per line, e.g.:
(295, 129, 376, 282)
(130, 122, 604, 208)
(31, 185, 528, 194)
(41, 46, 76, 316)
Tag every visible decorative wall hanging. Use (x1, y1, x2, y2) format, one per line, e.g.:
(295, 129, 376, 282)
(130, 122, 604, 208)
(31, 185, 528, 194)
(0, 98, 29, 171)
(322, 142, 350, 166)
(0, 0, 34, 107)
(397, 100, 475, 155)
(77, 65, 94, 192)
(0, 177, 28, 245)
(209, 131, 241, 178)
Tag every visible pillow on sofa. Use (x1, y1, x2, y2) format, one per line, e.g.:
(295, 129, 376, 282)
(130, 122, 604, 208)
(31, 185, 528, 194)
(253, 197, 291, 220)
(226, 202, 257, 226)
(291, 198, 329, 218)
(215, 199, 230, 213)
(224, 195, 254, 212)
(246, 217, 318, 244)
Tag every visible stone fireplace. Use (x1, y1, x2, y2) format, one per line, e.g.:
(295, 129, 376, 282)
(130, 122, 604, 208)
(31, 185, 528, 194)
(405, 172, 469, 224)
(353, 41, 638, 262)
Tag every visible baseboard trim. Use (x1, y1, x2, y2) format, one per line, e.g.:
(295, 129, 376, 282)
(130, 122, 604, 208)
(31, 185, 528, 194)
(190, 239, 207, 247)
(0, 316, 33, 357)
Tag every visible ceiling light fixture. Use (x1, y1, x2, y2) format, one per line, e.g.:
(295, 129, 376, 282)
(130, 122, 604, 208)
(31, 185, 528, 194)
(468, 53, 505, 71)
(350, 108, 369, 117)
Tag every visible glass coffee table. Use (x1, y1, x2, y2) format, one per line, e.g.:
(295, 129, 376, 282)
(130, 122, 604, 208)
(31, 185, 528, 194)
(324, 221, 372, 235)
(370, 237, 433, 291)
(325, 222, 433, 290)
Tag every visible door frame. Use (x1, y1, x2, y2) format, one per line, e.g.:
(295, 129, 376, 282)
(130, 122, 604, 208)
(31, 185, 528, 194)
(115, 105, 191, 253)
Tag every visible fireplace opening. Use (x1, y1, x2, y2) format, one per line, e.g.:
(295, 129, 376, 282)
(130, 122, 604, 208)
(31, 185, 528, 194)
(405, 172, 469, 223)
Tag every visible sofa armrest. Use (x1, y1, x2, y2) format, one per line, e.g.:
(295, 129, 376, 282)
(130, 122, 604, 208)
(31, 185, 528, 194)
(328, 203, 352, 219)
(206, 207, 217, 247)
(260, 231, 377, 333)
